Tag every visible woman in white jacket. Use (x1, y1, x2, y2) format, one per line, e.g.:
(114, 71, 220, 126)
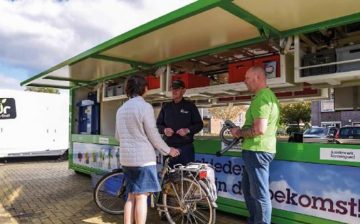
(115, 75, 179, 224)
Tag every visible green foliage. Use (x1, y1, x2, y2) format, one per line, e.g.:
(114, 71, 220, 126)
(208, 105, 247, 122)
(25, 87, 60, 94)
(280, 101, 311, 127)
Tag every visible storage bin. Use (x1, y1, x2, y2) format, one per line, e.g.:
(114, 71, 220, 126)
(228, 60, 253, 83)
(336, 44, 360, 72)
(235, 95, 252, 101)
(114, 84, 124, 96)
(301, 49, 336, 76)
(218, 97, 235, 103)
(276, 92, 293, 98)
(172, 73, 210, 88)
(145, 75, 160, 90)
(106, 86, 115, 97)
(253, 55, 280, 79)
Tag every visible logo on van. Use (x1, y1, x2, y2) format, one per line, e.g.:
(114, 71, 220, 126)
(0, 98, 16, 119)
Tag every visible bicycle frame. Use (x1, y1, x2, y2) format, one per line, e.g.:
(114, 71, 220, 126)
(155, 157, 217, 212)
(94, 155, 217, 223)
(152, 157, 172, 208)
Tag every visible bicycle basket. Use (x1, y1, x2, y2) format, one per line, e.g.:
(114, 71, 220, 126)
(184, 163, 217, 200)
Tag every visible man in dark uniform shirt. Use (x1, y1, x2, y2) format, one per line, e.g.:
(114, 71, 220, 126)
(156, 79, 203, 167)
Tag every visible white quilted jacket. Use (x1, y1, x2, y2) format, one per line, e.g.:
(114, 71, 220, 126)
(115, 96, 170, 167)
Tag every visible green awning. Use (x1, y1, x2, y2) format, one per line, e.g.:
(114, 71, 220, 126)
(22, 0, 360, 89)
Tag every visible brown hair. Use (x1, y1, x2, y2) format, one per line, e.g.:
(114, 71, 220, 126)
(125, 75, 147, 97)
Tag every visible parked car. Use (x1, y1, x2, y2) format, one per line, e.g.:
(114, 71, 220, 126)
(302, 126, 338, 143)
(333, 126, 360, 144)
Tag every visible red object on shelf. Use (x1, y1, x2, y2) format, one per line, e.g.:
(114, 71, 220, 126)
(218, 97, 235, 102)
(276, 92, 293, 97)
(253, 55, 280, 79)
(228, 60, 253, 83)
(145, 75, 160, 90)
(171, 73, 210, 88)
(235, 95, 252, 101)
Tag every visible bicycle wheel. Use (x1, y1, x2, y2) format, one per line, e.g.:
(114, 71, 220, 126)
(93, 171, 126, 215)
(162, 177, 216, 224)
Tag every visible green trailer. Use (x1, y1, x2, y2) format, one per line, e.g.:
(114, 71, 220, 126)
(22, 1, 360, 223)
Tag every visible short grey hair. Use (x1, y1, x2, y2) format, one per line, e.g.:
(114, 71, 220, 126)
(248, 66, 266, 77)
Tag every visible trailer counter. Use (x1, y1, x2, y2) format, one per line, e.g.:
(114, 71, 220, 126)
(71, 134, 360, 224)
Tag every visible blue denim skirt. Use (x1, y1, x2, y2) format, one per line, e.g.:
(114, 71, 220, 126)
(122, 165, 161, 194)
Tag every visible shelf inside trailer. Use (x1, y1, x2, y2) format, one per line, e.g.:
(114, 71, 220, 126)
(294, 23, 360, 86)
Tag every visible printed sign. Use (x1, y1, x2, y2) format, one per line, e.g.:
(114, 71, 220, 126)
(321, 100, 335, 112)
(0, 98, 16, 119)
(195, 153, 360, 224)
(99, 137, 109, 144)
(73, 143, 121, 171)
(320, 148, 360, 162)
(73, 143, 360, 223)
(195, 154, 245, 201)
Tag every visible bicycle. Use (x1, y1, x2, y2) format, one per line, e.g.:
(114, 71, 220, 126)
(93, 156, 217, 224)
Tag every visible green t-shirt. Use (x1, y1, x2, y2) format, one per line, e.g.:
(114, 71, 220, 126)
(242, 88, 280, 153)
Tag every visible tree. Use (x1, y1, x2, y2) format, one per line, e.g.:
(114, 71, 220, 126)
(280, 101, 311, 128)
(25, 86, 60, 94)
(208, 104, 248, 122)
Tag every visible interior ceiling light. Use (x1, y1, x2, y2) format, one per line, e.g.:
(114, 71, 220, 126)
(233, 54, 243, 59)
(199, 60, 210, 66)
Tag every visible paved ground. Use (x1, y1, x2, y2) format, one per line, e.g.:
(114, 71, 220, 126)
(0, 159, 247, 224)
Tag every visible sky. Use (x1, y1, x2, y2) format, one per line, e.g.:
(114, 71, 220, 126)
(0, 0, 195, 90)
(269, 160, 360, 224)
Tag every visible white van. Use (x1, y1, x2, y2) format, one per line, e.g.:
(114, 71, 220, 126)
(0, 89, 69, 158)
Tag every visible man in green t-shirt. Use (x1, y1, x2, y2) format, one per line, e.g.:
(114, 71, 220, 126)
(230, 66, 280, 224)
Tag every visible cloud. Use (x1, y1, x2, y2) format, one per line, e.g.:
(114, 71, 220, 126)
(0, 74, 24, 90)
(0, 0, 195, 81)
(322, 189, 360, 201)
(271, 160, 360, 195)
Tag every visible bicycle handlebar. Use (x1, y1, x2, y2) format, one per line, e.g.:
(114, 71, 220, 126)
(163, 156, 171, 167)
(163, 155, 180, 168)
